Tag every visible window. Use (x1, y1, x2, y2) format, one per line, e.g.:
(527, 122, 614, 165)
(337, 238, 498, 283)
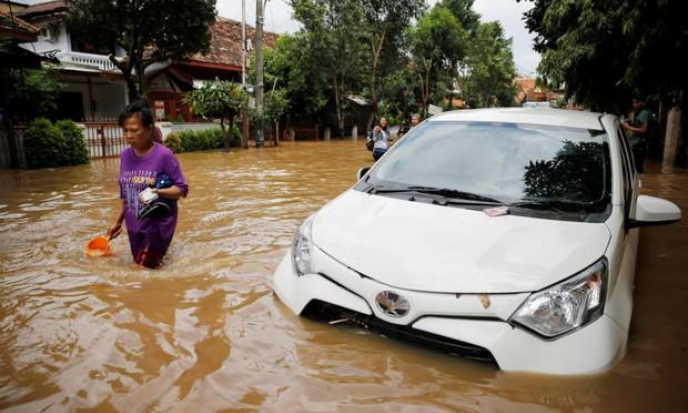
(370, 121, 611, 208)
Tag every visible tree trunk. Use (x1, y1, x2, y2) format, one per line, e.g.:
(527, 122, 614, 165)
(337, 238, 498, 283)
(662, 104, 681, 173)
(367, 31, 387, 130)
(334, 74, 345, 140)
(220, 117, 231, 151)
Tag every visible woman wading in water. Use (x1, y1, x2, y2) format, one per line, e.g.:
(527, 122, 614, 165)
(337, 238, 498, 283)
(107, 100, 189, 268)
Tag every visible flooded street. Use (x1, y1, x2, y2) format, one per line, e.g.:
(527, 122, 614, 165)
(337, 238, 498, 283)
(1, 141, 687, 412)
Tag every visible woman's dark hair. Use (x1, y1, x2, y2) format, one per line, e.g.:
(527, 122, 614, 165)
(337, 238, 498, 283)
(119, 100, 155, 127)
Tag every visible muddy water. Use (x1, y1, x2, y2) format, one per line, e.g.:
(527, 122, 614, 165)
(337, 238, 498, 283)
(0, 141, 686, 412)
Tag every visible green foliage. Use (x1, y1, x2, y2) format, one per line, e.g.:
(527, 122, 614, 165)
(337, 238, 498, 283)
(69, 0, 217, 100)
(263, 89, 290, 124)
(185, 81, 249, 149)
(521, 0, 688, 110)
(440, 0, 481, 35)
(55, 120, 90, 165)
(0, 66, 63, 122)
(351, 0, 425, 125)
(23, 118, 89, 169)
(259, 34, 329, 116)
(166, 128, 241, 153)
(463, 22, 516, 108)
(164, 133, 182, 153)
(408, 6, 467, 68)
(288, 0, 368, 129)
(406, 5, 468, 113)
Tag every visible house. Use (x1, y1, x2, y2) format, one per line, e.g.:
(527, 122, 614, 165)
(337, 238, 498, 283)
(0, 8, 41, 69)
(16, 0, 128, 121)
(149, 17, 279, 122)
(513, 76, 565, 106)
(15, 1, 279, 122)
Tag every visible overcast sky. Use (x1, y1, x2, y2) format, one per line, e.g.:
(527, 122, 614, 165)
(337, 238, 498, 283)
(218, 0, 541, 76)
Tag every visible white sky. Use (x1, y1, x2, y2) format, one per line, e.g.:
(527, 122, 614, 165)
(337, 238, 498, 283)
(217, 0, 540, 76)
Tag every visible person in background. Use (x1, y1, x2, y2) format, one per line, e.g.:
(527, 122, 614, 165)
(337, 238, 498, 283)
(410, 114, 421, 129)
(370, 124, 390, 161)
(107, 100, 189, 268)
(622, 97, 651, 173)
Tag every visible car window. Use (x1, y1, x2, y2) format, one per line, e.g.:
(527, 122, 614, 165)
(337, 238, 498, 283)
(616, 123, 636, 217)
(369, 121, 611, 208)
(617, 124, 637, 174)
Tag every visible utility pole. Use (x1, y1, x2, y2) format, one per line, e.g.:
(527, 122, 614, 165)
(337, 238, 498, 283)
(241, 0, 246, 87)
(241, 0, 249, 149)
(255, 0, 265, 147)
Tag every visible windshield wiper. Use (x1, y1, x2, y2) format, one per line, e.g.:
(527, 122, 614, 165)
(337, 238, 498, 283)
(370, 185, 504, 205)
(508, 198, 603, 211)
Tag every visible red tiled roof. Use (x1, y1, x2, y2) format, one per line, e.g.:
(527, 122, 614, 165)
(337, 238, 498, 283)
(184, 17, 279, 69)
(0, 9, 40, 41)
(15, 0, 68, 20)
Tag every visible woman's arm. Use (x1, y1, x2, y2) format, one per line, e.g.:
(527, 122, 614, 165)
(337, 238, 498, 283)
(154, 185, 185, 200)
(107, 200, 126, 239)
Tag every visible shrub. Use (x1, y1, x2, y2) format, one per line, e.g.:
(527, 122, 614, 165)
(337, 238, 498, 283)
(164, 132, 182, 153)
(23, 118, 67, 168)
(173, 128, 225, 153)
(55, 120, 89, 165)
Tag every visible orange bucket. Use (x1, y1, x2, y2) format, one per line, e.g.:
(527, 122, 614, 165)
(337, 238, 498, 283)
(86, 236, 112, 257)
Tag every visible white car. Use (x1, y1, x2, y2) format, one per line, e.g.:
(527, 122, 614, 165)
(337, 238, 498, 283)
(273, 108, 681, 375)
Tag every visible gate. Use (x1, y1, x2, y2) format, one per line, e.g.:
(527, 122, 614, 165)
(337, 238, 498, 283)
(82, 121, 127, 159)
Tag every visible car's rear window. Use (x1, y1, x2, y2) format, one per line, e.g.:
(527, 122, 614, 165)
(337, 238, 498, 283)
(369, 121, 611, 208)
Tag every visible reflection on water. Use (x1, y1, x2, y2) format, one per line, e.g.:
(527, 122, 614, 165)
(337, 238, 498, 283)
(1, 142, 687, 412)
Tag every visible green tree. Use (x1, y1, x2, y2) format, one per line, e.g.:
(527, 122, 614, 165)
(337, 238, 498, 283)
(463, 22, 516, 108)
(406, 5, 468, 114)
(69, 0, 217, 101)
(252, 88, 290, 142)
(260, 34, 329, 120)
(185, 81, 249, 150)
(519, 0, 688, 111)
(355, 0, 425, 127)
(291, 0, 368, 137)
(440, 0, 481, 35)
(0, 66, 62, 122)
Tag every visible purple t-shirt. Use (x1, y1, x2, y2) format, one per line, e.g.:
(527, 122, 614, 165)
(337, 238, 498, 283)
(119, 143, 188, 256)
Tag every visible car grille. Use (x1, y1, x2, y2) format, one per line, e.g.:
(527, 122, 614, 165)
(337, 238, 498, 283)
(302, 300, 497, 364)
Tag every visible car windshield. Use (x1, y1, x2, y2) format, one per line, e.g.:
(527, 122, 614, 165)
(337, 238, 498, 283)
(366, 120, 611, 209)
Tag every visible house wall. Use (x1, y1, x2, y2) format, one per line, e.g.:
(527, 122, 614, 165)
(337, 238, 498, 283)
(20, 20, 71, 54)
(60, 75, 127, 121)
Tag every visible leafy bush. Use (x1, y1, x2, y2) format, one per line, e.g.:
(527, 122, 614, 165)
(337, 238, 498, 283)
(23, 118, 65, 168)
(166, 127, 240, 153)
(23, 118, 90, 168)
(55, 120, 89, 165)
(164, 132, 182, 153)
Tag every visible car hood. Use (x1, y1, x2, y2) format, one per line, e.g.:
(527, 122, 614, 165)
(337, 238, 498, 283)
(313, 190, 611, 293)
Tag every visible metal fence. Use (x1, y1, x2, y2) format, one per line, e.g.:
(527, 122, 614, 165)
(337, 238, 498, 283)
(82, 121, 127, 159)
(289, 127, 319, 141)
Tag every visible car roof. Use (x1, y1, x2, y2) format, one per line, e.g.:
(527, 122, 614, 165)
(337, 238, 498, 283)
(428, 108, 606, 131)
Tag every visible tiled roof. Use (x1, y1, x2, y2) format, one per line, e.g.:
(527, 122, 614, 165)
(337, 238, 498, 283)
(0, 9, 40, 32)
(185, 17, 279, 69)
(15, 0, 68, 20)
(0, 9, 40, 41)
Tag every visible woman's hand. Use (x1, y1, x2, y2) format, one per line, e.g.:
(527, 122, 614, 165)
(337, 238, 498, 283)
(107, 221, 123, 240)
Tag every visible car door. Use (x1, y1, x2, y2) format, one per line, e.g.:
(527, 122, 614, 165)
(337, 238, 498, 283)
(606, 121, 641, 333)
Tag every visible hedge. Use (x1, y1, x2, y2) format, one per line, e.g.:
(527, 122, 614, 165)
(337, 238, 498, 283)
(23, 118, 89, 169)
(164, 126, 242, 153)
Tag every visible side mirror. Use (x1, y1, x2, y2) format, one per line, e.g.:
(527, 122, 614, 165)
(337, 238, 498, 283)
(357, 166, 371, 181)
(627, 195, 682, 229)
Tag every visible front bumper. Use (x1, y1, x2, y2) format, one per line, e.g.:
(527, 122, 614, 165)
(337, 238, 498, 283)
(273, 247, 627, 375)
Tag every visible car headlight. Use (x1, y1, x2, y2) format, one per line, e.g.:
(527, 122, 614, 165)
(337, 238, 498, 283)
(292, 214, 316, 276)
(509, 257, 608, 339)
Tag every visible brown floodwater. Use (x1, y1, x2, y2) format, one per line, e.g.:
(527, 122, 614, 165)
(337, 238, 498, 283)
(1, 141, 687, 412)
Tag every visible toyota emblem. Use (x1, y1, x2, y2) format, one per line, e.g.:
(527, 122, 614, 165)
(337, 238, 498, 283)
(375, 291, 410, 318)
